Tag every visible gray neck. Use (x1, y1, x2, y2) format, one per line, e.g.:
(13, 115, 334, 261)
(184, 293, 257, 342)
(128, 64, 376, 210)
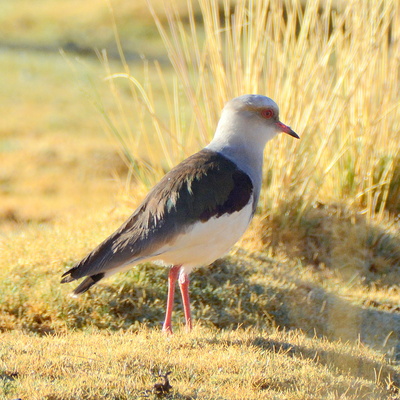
(206, 108, 277, 203)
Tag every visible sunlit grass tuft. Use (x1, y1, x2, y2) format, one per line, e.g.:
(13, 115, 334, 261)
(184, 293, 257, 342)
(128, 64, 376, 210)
(101, 0, 399, 223)
(1, 326, 399, 399)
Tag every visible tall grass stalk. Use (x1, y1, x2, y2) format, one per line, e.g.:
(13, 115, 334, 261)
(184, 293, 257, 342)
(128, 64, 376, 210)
(103, 0, 399, 221)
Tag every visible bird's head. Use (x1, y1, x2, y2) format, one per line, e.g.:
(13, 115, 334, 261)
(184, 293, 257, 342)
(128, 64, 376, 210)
(222, 94, 299, 142)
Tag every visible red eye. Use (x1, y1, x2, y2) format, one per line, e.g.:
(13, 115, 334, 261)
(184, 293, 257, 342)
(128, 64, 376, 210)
(261, 109, 274, 119)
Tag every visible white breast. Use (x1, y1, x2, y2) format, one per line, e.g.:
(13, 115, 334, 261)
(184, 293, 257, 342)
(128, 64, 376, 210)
(151, 199, 254, 274)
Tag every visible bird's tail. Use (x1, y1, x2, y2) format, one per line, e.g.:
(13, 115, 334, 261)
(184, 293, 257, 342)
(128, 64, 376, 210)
(61, 268, 105, 296)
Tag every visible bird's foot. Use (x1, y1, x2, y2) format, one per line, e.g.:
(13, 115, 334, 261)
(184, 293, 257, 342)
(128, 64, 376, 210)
(162, 324, 173, 335)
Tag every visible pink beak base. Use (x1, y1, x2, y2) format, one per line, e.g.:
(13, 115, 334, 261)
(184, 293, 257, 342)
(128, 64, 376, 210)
(276, 121, 300, 139)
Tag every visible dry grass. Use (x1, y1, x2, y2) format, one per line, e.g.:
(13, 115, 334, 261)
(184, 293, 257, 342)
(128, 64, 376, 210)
(1, 0, 400, 399)
(1, 211, 400, 398)
(1, 328, 399, 399)
(103, 0, 400, 220)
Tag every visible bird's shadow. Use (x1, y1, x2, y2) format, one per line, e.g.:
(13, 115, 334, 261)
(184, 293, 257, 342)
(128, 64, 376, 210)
(188, 334, 400, 397)
(54, 202, 400, 376)
(75, 252, 400, 362)
(189, 255, 400, 357)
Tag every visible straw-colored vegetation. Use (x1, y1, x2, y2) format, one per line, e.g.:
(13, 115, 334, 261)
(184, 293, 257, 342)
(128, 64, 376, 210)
(2, 327, 398, 399)
(1, 0, 399, 399)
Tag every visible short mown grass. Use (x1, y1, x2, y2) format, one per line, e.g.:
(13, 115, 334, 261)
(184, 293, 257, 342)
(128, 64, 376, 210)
(1, 327, 399, 399)
(1, 0, 400, 399)
(1, 208, 400, 398)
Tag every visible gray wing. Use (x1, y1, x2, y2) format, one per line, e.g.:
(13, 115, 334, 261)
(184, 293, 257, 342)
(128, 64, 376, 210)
(61, 149, 253, 294)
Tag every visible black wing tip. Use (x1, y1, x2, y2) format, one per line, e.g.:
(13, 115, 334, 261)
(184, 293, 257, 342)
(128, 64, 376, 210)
(60, 274, 74, 284)
(69, 273, 105, 296)
(60, 265, 79, 284)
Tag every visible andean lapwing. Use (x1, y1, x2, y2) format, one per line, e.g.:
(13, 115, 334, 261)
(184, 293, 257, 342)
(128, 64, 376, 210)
(61, 94, 299, 333)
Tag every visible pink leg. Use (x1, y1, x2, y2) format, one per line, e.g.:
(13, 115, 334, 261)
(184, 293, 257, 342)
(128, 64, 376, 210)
(162, 265, 180, 334)
(179, 271, 192, 331)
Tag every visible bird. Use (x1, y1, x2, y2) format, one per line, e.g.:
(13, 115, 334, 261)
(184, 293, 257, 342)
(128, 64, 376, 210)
(61, 94, 299, 333)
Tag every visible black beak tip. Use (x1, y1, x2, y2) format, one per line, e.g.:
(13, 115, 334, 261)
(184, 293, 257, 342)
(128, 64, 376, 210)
(287, 130, 300, 139)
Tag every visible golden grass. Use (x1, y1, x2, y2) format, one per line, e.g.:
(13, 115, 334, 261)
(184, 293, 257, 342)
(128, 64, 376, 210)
(2, 209, 400, 397)
(1, 209, 399, 346)
(1, 0, 400, 398)
(1, 328, 398, 399)
(102, 0, 400, 221)
(0, 50, 134, 226)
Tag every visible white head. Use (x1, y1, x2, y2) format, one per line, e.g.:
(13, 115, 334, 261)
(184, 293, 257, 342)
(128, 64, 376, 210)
(206, 94, 299, 192)
(211, 94, 298, 149)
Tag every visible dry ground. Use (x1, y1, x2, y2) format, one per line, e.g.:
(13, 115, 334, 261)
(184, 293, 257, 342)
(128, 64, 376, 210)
(1, 1, 400, 399)
(1, 327, 398, 399)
